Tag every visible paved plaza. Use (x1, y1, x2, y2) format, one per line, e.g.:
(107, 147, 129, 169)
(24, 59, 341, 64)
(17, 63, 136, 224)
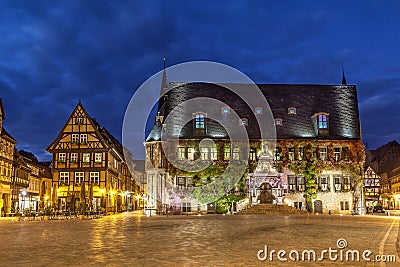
(0, 213, 399, 266)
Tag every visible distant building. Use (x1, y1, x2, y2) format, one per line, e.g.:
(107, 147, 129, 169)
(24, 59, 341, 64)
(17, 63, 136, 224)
(144, 68, 365, 215)
(46, 102, 140, 213)
(365, 141, 400, 209)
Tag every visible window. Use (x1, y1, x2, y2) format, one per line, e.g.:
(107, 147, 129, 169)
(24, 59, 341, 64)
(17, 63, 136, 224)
(320, 176, 328, 191)
(224, 146, 231, 160)
(221, 107, 230, 114)
(298, 147, 304, 160)
(334, 176, 341, 191)
(334, 147, 341, 162)
(178, 147, 186, 160)
(318, 114, 327, 129)
(113, 159, 117, 169)
(312, 147, 318, 158)
(200, 147, 209, 160)
(297, 176, 305, 191)
(80, 134, 87, 144)
(211, 147, 218, 160)
(288, 147, 295, 161)
(340, 201, 349, 210)
(82, 153, 90, 163)
(195, 114, 205, 129)
(249, 148, 256, 161)
(90, 172, 100, 185)
(188, 147, 195, 161)
(274, 119, 283, 126)
(59, 172, 69, 185)
(343, 177, 351, 190)
(240, 118, 248, 126)
(254, 107, 263, 114)
(58, 153, 66, 163)
(233, 147, 240, 160)
(75, 172, 84, 184)
(71, 153, 78, 163)
(319, 147, 327, 160)
(95, 153, 102, 163)
(288, 107, 297, 114)
(178, 176, 185, 186)
(274, 147, 281, 160)
(72, 134, 79, 143)
(288, 175, 296, 191)
(76, 117, 83, 124)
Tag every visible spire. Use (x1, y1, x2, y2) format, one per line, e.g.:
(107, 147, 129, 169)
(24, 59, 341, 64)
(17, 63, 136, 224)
(341, 65, 347, 85)
(161, 57, 168, 93)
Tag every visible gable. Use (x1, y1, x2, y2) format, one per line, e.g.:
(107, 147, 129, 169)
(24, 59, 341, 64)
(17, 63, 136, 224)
(47, 102, 107, 151)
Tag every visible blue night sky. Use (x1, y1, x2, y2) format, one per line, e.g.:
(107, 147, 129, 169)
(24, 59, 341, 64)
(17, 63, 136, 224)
(1, 1, 400, 160)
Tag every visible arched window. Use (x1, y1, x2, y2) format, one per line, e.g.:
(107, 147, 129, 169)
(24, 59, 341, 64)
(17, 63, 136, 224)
(274, 118, 283, 126)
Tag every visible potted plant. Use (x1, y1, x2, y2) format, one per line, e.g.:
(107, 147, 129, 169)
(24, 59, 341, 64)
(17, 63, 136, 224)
(43, 206, 52, 221)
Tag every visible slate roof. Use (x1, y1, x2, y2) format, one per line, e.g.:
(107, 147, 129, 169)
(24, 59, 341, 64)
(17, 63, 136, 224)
(146, 82, 361, 141)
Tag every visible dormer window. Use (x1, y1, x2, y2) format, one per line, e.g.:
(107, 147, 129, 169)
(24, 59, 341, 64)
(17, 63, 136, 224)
(312, 112, 329, 135)
(254, 107, 263, 114)
(275, 119, 283, 126)
(221, 107, 230, 114)
(240, 118, 248, 126)
(318, 114, 327, 129)
(288, 107, 296, 114)
(195, 113, 205, 129)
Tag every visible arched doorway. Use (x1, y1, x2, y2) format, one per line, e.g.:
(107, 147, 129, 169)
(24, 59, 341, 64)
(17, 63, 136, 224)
(258, 182, 273, 204)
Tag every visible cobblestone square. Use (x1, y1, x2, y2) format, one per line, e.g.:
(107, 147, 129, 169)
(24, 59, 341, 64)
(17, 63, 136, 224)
(0, 213, 398, 266)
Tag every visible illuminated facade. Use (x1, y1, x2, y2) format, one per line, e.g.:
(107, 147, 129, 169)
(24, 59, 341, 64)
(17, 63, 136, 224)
(47, 102, 139, 213)
(0, 99, 18, 216)
(145, 70, 364, 214)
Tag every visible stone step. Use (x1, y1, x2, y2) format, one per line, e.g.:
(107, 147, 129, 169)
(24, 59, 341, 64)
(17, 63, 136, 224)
(237, 204, 307, 215)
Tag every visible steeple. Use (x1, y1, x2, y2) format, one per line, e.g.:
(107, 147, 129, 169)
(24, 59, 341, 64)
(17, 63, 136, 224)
(341, 65, 347, 85)
(161, 57, 168, 95)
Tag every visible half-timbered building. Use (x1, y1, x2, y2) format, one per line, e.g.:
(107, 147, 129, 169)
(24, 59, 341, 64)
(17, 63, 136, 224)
(47, 102, 139, 213)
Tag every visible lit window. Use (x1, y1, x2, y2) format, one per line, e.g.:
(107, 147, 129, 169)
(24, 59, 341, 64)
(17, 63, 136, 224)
(240, 118, 248, 126)
(75, 172, 84, 184)
(82, 153, 90, 163)
(178, 147, 186, 160)
(114, 159, 117, 169)
(249, 148, 256, 161)
(95, 153, 102, 163)
(76, 117, 83, 124)
(343, 177, 351, 190)
(200, 147, 209, 160)
(188, 147, 195, 161)
(195, 114, 205, 129)
(298, 147, 304, 160)
(334, 147, 341, 162)
(71, 153, 78, 163)
(318, 114, 327, 129)
(233, 147, 240, 160)
(221, 107, 230, 114)
(80, 134, 87, 144)
(58, 153, 66, 163)
(255, 107, 263, 114)
(211, 146, 218, 160)
(288, 107, 297, 114)
(288, 147, 295, 161)
(275, 119, 283, 126)
(59, 172, 69, 185)
(224, 146, 231, 160)
(90, 172, 100, 185)
(71, 134, 79, 143)
(319, 147, 327, 160)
